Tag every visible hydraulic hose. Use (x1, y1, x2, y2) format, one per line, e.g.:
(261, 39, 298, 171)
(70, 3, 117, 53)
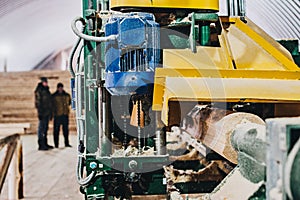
(70, 15, 117, 187)
(75, 72, 96, 186)
(69, 16, 117, 77)
(71, 16, 117, 42)
(76, 155, 96, 186)
(76, 46, 84, 72)
(68, 33, 82, 78)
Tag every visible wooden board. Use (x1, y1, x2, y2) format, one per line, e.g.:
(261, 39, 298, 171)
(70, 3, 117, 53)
(182, 105, 265, 164)
(202, 112, 265, 164)
(0, 123, 31, 136)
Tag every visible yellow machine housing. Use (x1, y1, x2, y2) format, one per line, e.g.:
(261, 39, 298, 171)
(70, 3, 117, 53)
(110, 0, 219, 11)
(152, 16, 300, 125)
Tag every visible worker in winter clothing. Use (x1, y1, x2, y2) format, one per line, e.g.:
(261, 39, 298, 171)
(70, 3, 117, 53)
(52, 82, 72, 148)
(34, 77, 54, 151)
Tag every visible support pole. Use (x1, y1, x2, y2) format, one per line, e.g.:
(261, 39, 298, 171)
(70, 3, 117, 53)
(18, 142, 24, 199)
(8, 141, 22, 200)
(8, 148, 17, 200)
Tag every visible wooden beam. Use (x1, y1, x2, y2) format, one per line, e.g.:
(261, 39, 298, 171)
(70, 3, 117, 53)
(181, 105, 265, 164)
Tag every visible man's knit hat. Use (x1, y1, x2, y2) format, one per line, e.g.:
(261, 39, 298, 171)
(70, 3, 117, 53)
(40, 77, 48, 82)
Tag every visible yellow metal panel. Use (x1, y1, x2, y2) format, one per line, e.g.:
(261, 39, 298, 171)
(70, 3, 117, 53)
(218, 28, 235, 69)
(110, 0, 219, 11)
(163, 47, 230, 69)
(226, 26, 287, 70)
(163, 17, 298, 71)
(152, 16, 300, 125)
(243, 19, 294, 61)
(231, 17, 298, 70)
(153, 76, 166, 111)
(160, 77, 300, 125)
(152, 68, 300, 123)
(154, 68, 300, 79)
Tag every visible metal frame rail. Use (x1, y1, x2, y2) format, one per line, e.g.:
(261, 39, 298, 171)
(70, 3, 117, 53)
(0, 134, 24, 199)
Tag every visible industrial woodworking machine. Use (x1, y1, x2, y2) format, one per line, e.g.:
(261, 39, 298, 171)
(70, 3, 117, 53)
(69, 0, 300, 199)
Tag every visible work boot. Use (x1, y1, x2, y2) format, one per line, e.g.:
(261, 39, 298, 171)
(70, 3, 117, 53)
(38, 139, 49, 151)
(38, 146, 49, 151)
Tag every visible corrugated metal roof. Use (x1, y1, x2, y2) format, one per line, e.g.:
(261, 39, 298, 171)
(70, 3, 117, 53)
(246, 0, 300, 41)
(0, 0, 32, 18)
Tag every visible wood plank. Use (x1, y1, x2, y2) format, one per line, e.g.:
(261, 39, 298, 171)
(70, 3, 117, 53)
(202, 112, 265, 164)
(0, 123, 31, 129)
(0, 128, 27, 136)
(182, 105, 265, 164)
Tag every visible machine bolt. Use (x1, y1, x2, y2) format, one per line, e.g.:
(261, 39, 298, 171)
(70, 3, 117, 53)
(128, 160, 138, 170)
(163, 178, 167, 185)
(90, 162, 97, 169)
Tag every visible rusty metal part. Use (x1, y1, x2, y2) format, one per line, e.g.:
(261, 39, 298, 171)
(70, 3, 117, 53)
(169, 149, 205, 162)
(164, 162, 225, 184)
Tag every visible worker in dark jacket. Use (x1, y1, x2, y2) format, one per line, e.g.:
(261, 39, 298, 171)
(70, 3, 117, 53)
(34, 77, 53, 150)
(52, 82, 72, 148)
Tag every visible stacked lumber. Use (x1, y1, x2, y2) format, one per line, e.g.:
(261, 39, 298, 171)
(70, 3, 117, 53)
(0, 70, 77, 134)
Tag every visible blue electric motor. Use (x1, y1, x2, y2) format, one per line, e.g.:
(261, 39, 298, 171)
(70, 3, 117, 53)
(105, 12, 160, 95)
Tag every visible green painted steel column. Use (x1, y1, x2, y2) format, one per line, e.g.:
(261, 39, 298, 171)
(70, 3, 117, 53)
(81, 1, 107, 198)
(82, 0, 100, 154)
(200, 25, 210, 46)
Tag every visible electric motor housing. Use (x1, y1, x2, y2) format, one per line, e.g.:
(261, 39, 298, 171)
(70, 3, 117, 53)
(105, 12, 160, 95)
